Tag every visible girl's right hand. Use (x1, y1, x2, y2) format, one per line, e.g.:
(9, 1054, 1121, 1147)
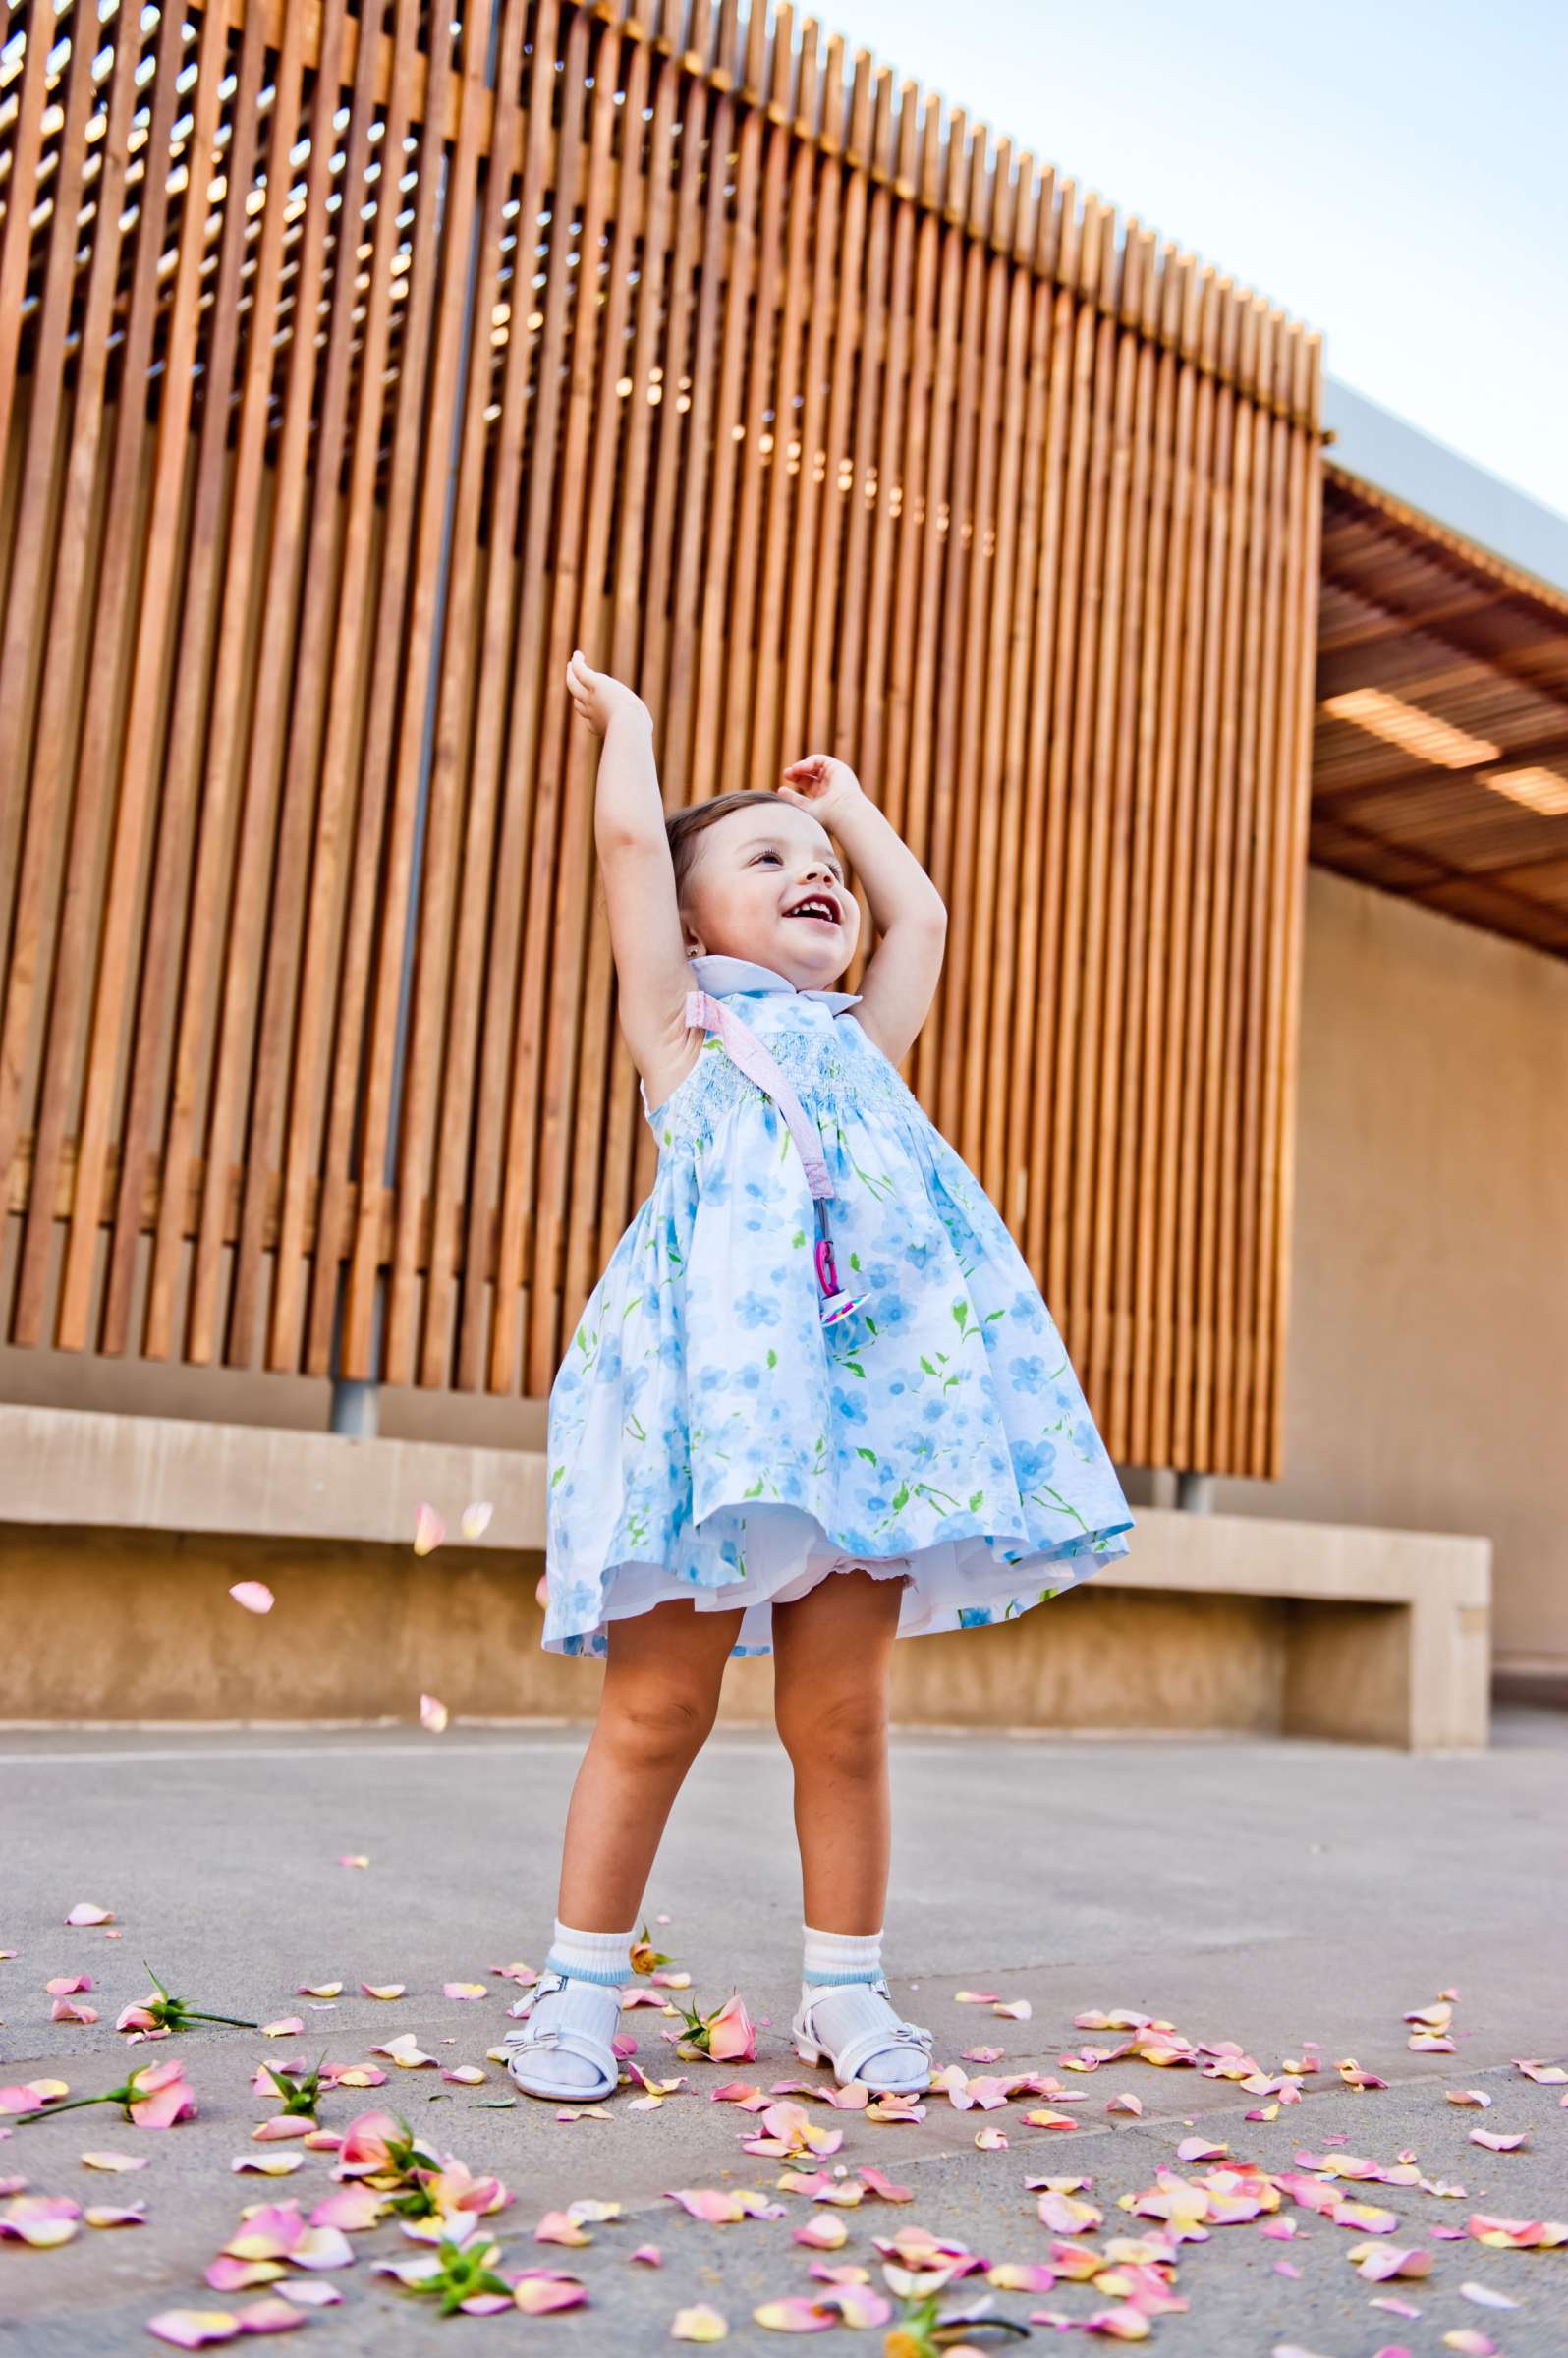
(566, 648, 652, 739)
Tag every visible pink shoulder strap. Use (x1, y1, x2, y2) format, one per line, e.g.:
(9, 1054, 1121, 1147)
(685, 990, 833, 1200)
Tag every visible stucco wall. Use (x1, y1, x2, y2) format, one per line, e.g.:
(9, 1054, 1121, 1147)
(1212, 868, 1568, 1673)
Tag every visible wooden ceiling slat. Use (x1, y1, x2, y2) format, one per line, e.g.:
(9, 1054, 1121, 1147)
(1313, 468, 1568, 963)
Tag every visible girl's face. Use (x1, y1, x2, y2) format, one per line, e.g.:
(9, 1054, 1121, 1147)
(679, 802, 861, 987)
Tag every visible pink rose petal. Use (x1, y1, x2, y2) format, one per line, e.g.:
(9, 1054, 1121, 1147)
(260, 2019, 305, 2040)
(229, 1582, 274, 1615)
(46, 1974, 93, 1996)
(443, 1982, 486, 2001)
(412, 1502, 445, 1555)
(234, 2298, 307, 2335)
(206, 2259, 284, 2294)
(148, 2315, 245, 2349)
(753, 2296, 836, 2331)
(793, 2214, 849, 2249)
(419, 1693, 448, 1733)
(461, 1501, 493, 1540)
(308, 2187, 383, 2232)
(511, 2271, 588, 2314)
(1458, 2282, 1520, 2310)
(66, 1902, 115, 1928)
(631, 2243, 662, 2266)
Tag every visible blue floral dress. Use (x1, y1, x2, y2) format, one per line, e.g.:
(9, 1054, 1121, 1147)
(544, 955, 1134, 1656)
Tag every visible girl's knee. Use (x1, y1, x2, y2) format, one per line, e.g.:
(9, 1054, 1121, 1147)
(777, 1684, 889, 1777)
(599, 1676, 718, 1773)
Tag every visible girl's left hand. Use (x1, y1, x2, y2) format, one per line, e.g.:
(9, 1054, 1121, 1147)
(778, 753, 865, 829)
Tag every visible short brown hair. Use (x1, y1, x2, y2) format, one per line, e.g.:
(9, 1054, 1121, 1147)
(665, 789, 782, 901)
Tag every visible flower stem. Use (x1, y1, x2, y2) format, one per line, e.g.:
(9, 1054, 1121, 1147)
(12, 2092, 113, 2125)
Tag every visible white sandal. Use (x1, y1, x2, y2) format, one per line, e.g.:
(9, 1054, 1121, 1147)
(791, 1973, 933, 2094)
(503, 1969, 621, 2103)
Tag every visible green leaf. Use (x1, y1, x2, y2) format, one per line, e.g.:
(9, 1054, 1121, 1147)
(968, 1490, 985, 1511)
(855, 1446, 878, 1465)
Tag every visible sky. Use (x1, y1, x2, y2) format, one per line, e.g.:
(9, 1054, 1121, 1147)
(815, 0, 1568, 519)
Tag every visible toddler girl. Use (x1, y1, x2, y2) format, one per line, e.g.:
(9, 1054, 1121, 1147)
(504, 651, 1133, 2101)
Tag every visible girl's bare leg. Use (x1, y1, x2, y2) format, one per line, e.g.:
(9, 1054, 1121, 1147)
(556, 1598, 745, 1929)
(771, 1568, 905, 1930)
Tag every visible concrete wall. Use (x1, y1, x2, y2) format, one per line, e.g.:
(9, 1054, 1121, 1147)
(1212, 868, 1568, 1676)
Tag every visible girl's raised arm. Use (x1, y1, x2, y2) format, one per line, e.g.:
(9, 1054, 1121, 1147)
(566, 650, 694, 1094)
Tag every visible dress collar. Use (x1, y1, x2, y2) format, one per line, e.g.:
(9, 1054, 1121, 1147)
(688, 953, 862, 1012)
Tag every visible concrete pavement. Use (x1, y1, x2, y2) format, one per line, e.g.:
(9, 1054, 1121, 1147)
(2, 1713, 1565, 2353)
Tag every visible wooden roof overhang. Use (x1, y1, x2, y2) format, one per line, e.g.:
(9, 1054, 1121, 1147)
(1312, 465, 1568, 958)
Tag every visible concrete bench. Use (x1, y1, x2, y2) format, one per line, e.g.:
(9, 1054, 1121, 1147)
(0, 1403, 1488, 1747)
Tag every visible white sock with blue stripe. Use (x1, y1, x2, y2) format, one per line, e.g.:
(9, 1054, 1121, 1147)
(544, 1919, 635, 1987)
(802, 1923, 883, 1988)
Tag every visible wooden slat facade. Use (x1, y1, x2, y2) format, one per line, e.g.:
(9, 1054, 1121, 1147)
(0, 0, 1323, 1477)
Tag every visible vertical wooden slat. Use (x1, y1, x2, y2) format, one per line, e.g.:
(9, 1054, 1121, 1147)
(1229, 319, 1295, 1468)
(186, 0, 354, 1366)
(225, 0, 396, 1371)
(983, 164, 1056, 1217)
(1083, 225, 1155, 1439)
(717, 0, 789, 804)
(143, 0, 312, 1363)
(487, 0, 594, 1393)
(397, 0, 534, 1391)
(356, 0, 494, 1385)
(1146, 262, 1218, 1469)
(1108, 234, 1169, 1452)
(915, 113, 986, 1120)
(9, 0, 191, 1346)
(0, 0, 52, 477)
(944, 135, 1015, 1165)
(1004, 177, 1073, 1246)
(523, 6, 633, 1392)
(1067, 215, 1138, 1392)
(0, 11, 140, 1264)
(331, 2, 469, 1379)
(1260, 331, 1324, 1474)
(1020, 190, 1094, 1289)
(534, 5, 649, 1376)
(1188, 286, 1251, 1469)
(56, 0, 232, 1347)
(99, 0, 274, 1356)
(280, 0, 423, 1376)
(592, 0, 693, 1285)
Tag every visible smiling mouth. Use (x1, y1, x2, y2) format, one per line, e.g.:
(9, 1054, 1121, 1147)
(784, 897, 841, 926)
